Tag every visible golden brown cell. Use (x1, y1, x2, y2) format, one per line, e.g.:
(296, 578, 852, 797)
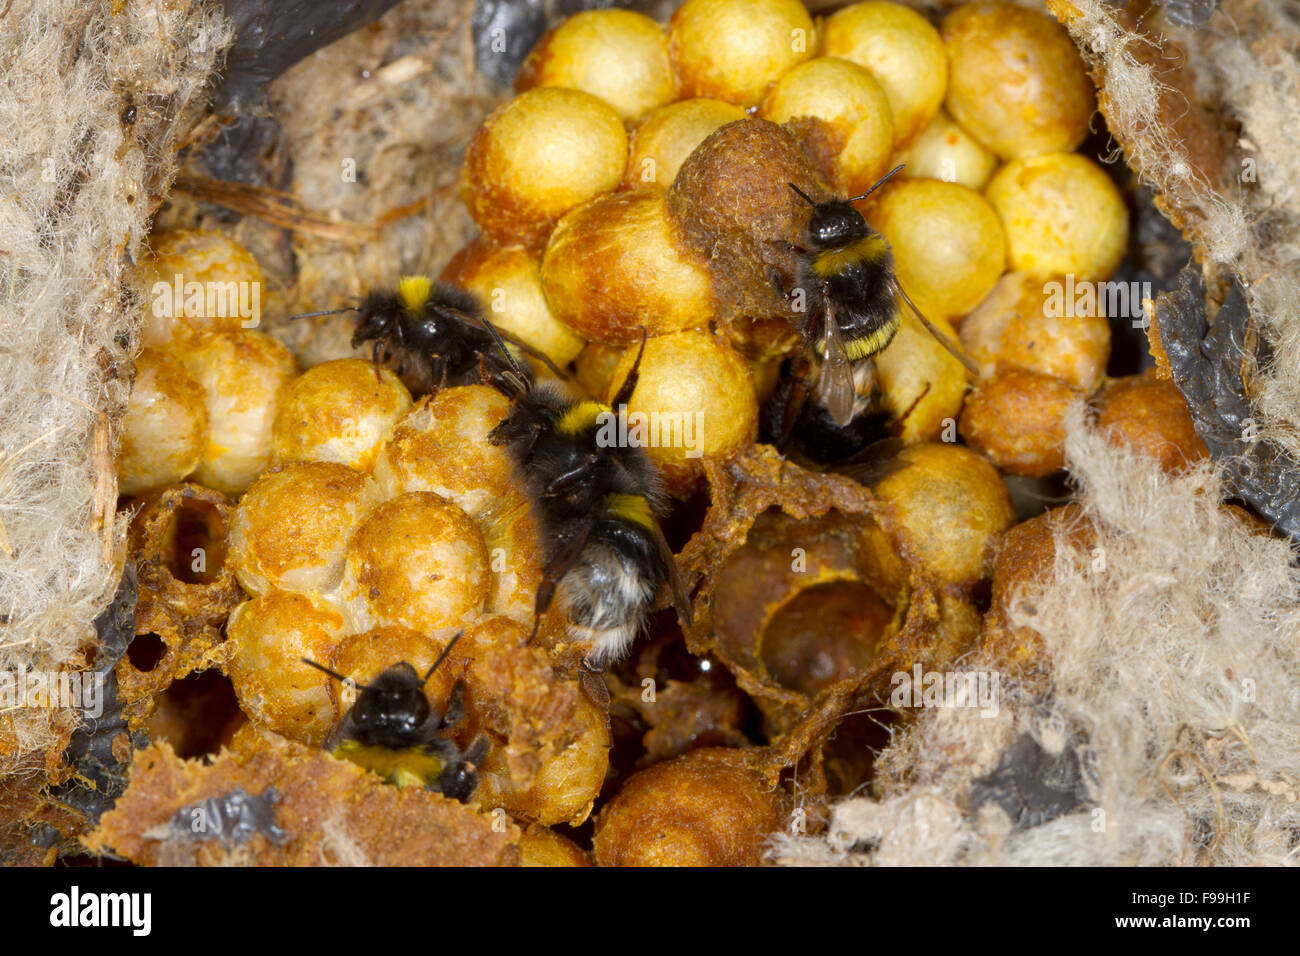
(540, 189, 715, 345)
(460, 87, 627, 247)
(666, 118, 824, 358)
(667, 0, 814, 107)
(959, 271, 1111, 392)
(518, 825, 592, 867)
(228, 462, 382, 597)
(516, 9, 676, 121)
(942, 1, 1095, 159)
(897, 108, 998, 191)
(709, 506, 907, 709)
(1095, 369, 1209, 474)
(440, 239, 585, 367)
(872, 309, 971, 444)
(605, 330, 758, 493)
(271, 359, 412, 472)
(371, 386, 515, 521)
(821, 1, 948, 146)
(593, 747, 790, 866)
(870, 443, 1017, 589)
(477, 490, 546, 629)
(574, 341, 625, 399)
(225, 590, 353, 746)
(759, 56, 895, 194)
(339, 492, 490, 638)
(959, 367, 1081, 477)
(174, 328, 298, 496)
(117, 349, 208, 496)
(868, 178, 1006, 322)
(626, 98, 747, 189)
(476, 692, 610, 827)
(985, 153, 1129, 283)
(139, 229, 265, 348)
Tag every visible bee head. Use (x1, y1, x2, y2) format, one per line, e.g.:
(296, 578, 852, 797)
(350, 295, 400, 349)
(806, 199, 870, 248)
(350, 662, 432, 736)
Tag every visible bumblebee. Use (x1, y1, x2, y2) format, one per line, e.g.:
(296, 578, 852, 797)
(485, 331, 693, 668)
(770, 165, 976, 446)
(301, 632, 488, 802)
(292, 276, 563, 396)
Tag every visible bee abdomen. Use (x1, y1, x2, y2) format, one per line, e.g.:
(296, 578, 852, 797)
(559, 539, 661, 664)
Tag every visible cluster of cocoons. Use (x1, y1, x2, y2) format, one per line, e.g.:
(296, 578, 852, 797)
(113, 0, 1214, 866)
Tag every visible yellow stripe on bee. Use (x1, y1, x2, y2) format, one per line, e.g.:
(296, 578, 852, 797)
(557, 400, 608, 436)
(397, 275, 433, 313)
(333, 739, 446, 789)
(605, 493, 654, 529)
(844, 313, 900, 360)
(809, 234, 891, 279)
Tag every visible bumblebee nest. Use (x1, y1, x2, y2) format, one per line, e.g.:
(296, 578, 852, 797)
(4, 0, 1300, 867)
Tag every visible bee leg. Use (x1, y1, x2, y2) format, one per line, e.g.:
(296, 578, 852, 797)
(371, 340, 385, 382)
(578, 657, 611, 709)
(776, 355, 813, 450)
(441, 679, 467, 728)
(542, 456, 598, 500)
(765, 238, 808, 257)
(428, 353, 447, 395)
(610, 327, 648, 408)
(890, 381, 931, 434)
(529, 518, 595, 643)
(771, 269, 789, 299)
(429, 737, 481, 803)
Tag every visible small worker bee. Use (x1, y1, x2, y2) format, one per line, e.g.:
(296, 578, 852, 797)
(769, 165, 976, 447)
(301, 632, 488, 802)
(292, 276, 564, 396)
(485, 330, 693, 669)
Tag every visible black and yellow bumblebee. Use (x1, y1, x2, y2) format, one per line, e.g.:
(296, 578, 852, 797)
(485, 330, 693, 669)
(767, 165, 977, 452)
(292, 275, 564, 396)
(301, 632, 488, 802)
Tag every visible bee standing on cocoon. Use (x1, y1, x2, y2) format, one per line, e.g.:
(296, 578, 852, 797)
(766, 164, 978, 451)
(485, 329, 693, 672)
(292, 276, 565, 397)
(301, 632, 488, 802)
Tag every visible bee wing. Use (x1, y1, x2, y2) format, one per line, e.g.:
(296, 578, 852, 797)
(816, 306, 857, 427)
(433, 303, 570, 380)
(650, 519, 694, 630)
(832, 437, 909, 487)
(889, 278, 979, 377)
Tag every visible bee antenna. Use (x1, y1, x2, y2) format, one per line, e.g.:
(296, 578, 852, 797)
(844, 164, 906, 203)
(421, 631, 463, 685)
(787, 182, 817, 206)
(300, 657, 371, 690)
(479, 315, 528, 380)
(288, 306, 358, 321)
